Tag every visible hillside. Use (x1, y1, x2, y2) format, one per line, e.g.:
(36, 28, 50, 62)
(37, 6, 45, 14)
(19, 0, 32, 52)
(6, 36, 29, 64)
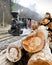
(0, 0, 41, 26)
(12, 3, 41, 21)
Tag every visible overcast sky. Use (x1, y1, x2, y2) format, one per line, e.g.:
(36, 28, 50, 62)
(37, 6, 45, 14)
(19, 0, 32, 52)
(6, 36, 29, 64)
(12, 0, 52, 15)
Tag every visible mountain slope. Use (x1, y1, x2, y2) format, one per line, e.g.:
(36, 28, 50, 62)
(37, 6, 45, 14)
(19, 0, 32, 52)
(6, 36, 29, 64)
(12, 3, 41, 21)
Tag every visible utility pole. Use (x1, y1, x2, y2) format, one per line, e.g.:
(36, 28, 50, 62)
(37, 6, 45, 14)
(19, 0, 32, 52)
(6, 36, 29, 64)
(3, 11, 4, 28)
(0, 1, 6, 28)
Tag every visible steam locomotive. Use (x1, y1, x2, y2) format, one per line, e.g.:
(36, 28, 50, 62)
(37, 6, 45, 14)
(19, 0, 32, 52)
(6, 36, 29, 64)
(8, 12, 23, 36)
(8, 12, 28, 36)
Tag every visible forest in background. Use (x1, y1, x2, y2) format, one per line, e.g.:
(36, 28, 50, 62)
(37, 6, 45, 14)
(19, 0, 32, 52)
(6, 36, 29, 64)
(0, 0, 11, 25)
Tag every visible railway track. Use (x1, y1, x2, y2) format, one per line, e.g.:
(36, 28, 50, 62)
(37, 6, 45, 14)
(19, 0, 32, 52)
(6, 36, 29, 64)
(0, 34, 12, 39)
(0, 32, 8, 35)
(0, 33, 23, 51)
(0, 29, 28, 52)
(0, 35, 14, 42)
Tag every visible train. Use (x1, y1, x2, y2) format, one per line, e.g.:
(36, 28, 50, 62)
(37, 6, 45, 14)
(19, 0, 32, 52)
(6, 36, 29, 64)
(8, 12, 30, 36)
